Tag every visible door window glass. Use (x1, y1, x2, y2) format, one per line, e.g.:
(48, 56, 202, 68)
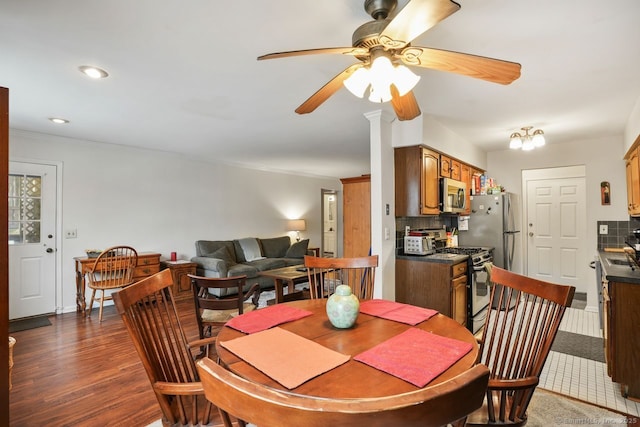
(8, 173, 42, 244)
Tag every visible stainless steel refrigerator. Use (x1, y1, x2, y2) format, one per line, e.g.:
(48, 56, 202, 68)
(458, 193, 521, 271)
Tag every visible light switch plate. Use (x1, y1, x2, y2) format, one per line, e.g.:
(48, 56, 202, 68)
(599, 224, 608, 235)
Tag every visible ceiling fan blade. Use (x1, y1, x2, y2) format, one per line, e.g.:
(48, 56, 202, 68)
(380, 0, 460, 49)
(295, 64, 363, 115)
(390, 85, 421, 121)
(258, 47, 369, 61)
(399, 46, 521, 85)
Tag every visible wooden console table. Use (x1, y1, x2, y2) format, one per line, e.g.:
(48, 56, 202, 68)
(74, 251, 161, 314)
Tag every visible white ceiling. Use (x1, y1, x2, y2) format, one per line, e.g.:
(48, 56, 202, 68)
(2, 0, 640, 178)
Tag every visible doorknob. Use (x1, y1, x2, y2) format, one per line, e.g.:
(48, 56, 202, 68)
(529, 232, 534, 237)
(46, 248, 54, 253)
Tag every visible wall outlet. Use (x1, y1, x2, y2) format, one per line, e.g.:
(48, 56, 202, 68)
(599, 224, 608, 235)
(65, 229, 77, 239)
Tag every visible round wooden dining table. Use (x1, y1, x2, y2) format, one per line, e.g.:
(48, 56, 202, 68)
(215, 299, 479, 399)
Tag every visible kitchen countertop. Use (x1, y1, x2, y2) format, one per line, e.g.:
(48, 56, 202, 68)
(598, 250, 640, 284)
(396, 253, 469, 264)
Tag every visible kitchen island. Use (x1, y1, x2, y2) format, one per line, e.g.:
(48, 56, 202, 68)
(598, 250, 640, 401)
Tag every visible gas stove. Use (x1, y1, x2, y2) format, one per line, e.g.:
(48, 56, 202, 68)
(437, 246, 493, 265)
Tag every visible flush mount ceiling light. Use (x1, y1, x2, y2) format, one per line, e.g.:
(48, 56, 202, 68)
(509, 126, 545, 151)
(48, 117, 69, 124)
(78, 65, 109, 79)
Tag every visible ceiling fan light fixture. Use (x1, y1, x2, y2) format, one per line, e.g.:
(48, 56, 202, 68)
(393, 64, 420, 96)
(343, 67, 371, 98)
(368, 85, 393, 103)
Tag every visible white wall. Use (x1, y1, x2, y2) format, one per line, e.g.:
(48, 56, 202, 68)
(625, 94, 640, 152)
(9, 130, 341, 313)
(487, 134, 628, 311)
(392, 114, 487, 170)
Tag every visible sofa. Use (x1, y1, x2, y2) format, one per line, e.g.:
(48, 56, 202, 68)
(191, 236, 310, 296)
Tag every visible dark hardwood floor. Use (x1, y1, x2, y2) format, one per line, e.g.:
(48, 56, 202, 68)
(9, 296, 222, 427)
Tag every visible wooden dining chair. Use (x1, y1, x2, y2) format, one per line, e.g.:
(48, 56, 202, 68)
(465, 266, 575, 427)
(86, 245, 138, 322)
(304, 255, 378, 299)
(196, 356, 489, 427)
(113, 269, 218, 427)
(188, 274, 261, 340)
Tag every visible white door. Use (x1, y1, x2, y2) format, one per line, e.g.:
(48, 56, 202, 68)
(526, 176, 586, 289)
(8, 161, 57, 319)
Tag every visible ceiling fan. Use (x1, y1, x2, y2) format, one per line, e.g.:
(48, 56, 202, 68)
(258, 0, 521, 121)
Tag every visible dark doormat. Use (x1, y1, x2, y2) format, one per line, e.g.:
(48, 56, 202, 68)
(9, 316, 52, 333)
(551, 330, 605, 363)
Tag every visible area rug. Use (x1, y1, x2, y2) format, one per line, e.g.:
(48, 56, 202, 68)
(9, 315, 52, 333)
(528, 389, 637, 426)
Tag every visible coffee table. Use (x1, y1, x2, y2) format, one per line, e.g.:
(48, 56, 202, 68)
(258, 265, 309, 304)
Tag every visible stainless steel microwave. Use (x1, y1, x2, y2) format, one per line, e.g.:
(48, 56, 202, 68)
(440, 178, 467, 213)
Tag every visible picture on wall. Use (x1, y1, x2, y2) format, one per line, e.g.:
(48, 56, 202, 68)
(601, 181, 610, 205)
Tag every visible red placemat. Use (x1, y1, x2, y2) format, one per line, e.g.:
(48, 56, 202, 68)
(220, 327, 350, 389)
(225, 304, 312, 334)
(359, 299, 438, 325)
(354, 328, 473, 387)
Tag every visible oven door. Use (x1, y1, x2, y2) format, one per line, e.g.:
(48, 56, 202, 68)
(470, 263, 490, 316)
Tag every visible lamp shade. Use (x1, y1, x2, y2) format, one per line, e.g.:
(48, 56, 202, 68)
(286, 219, 306, 232)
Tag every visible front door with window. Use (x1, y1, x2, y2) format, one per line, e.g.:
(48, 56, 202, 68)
(8, 161, 57, 319)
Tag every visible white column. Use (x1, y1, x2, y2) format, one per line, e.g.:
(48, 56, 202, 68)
(365, 110, 396, 300)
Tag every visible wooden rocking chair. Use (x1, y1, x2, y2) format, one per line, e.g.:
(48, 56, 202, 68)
(465, 266, 575, 426)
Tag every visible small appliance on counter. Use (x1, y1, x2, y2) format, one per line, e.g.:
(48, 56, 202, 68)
(403, 235, 434, 255)
(402, 229, 445, 256)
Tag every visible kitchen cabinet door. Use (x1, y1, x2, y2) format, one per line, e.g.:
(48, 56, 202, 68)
(626, 147, 640, 216)
(394, 146, 439, 216)
(451, 274, 467, 326)
(461, 163, 471, 215)
(440, 155, 451, 177)
(421, 148, 440, 215)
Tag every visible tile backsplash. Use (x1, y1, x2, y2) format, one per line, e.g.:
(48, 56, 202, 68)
(597, 219, 640, 249)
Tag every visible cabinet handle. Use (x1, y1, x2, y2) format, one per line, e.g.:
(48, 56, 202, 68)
(142, 268, 151, 274)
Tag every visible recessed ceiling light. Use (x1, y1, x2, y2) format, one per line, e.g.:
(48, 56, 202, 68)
(78, 65, 109, 79)
(49, 117, 69, 124)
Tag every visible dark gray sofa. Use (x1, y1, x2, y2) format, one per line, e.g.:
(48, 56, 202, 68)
(191, 236, 309, 295)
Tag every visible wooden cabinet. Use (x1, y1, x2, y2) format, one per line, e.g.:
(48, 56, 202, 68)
(440, 155, 461, 180)
(132, 253, 161, 280)
(625, 147, 640, 216)
(440, 155, 451, 177)
(460, 163, 472, 215)
(341, 175, 371, 257)
(161, 260, 198, 299)
(396, 259, 467, 326)
(395, 146, 440, 216)
(450, 262, 468, 326)
(602, 279, 612, 376)
(603, 278, 640, 399)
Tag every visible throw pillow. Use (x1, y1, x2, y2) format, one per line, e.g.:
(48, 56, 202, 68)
(238, 237, 265, 262)
(285, 239, 309, 258)
(208, 246, 236, 265)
